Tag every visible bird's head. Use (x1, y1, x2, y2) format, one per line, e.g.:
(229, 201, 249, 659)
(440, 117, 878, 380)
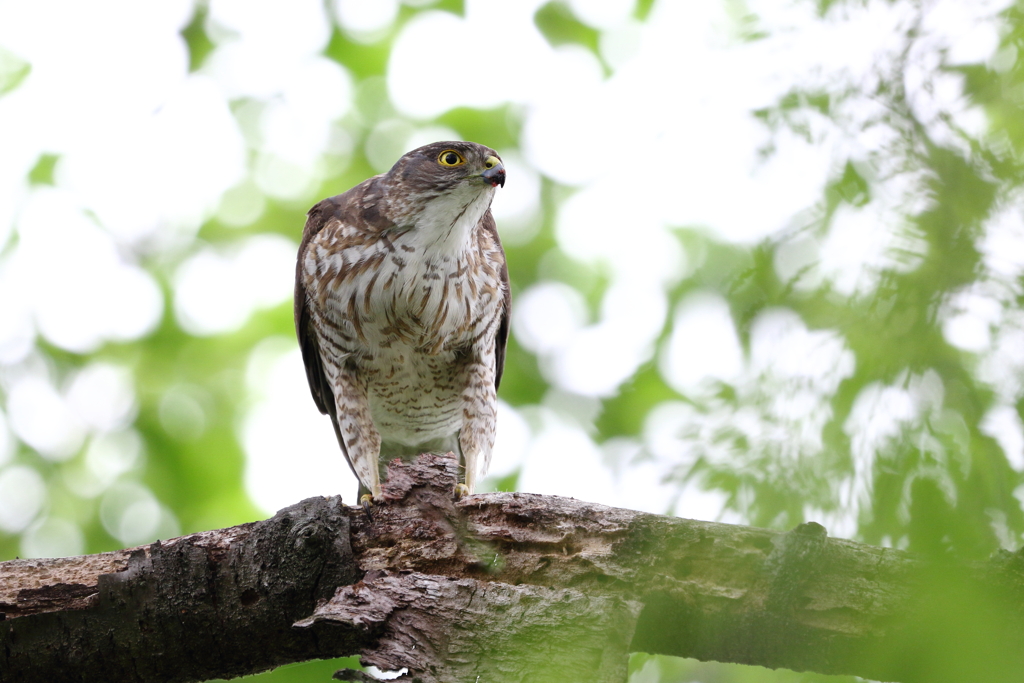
(381, 141, 505, 231)
(389, 140, 505, 190)
(385, 142, 501, 206)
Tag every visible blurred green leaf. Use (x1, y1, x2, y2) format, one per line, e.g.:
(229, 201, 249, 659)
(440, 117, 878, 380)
(534, 1, 601, 54)
(180, 5, 215, 72)
(0, 45, 29, 98)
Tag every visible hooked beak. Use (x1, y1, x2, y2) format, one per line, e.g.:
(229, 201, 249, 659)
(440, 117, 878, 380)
(481, 156, 505, 188)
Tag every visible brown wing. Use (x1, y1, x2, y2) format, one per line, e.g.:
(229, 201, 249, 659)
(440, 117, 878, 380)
(480, 210, 511, 391)
(294, 190, 380, 485)
(295, 196, 341, 418)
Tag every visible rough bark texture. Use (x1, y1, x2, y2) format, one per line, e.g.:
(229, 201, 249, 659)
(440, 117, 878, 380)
(300, 573, 639, 682)
(1, 497, 361, 682)
(2, 453, 1024, 683)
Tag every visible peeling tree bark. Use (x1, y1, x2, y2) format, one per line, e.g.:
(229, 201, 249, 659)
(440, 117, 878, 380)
(300, 573, 641, 683)
(2, 453, 1024, 683)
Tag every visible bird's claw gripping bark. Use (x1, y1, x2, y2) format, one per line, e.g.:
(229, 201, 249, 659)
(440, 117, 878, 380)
(360, 493, 375, 522)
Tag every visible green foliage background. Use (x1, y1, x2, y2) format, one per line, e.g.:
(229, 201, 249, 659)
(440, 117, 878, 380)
(3, 0, 1024, 681)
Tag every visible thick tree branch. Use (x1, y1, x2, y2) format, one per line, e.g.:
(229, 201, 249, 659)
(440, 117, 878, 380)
(2, 453, 1023, 682)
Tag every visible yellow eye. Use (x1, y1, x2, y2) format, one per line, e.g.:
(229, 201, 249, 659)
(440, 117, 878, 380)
(437, 150, 466, 167)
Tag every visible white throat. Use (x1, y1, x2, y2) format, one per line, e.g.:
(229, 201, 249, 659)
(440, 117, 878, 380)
(406, 185, 494, 258)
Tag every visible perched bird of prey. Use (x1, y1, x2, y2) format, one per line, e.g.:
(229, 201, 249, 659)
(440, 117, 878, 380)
(294, 141, 509, 505)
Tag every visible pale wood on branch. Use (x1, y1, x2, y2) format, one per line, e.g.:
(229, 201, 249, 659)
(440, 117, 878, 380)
(2, 453, 1023, 682)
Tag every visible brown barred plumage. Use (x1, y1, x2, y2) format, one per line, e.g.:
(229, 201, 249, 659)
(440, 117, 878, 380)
(294, 141, 509, 501)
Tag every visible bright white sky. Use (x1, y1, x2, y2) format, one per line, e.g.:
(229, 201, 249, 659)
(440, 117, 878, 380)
(0, 0, 1021, 558)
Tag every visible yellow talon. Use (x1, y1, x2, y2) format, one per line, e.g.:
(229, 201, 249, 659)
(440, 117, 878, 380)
(360, 493, 374, 522)
(454, 483, 470, 500)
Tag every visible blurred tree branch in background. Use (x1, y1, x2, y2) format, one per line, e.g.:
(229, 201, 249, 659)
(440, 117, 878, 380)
(3, 455, 1024, 683)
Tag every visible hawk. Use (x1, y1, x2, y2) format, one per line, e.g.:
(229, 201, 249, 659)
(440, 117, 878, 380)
(294, 141, 509, 505)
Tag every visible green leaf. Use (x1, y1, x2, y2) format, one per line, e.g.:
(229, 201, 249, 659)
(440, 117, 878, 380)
(0, 45, 30, 98)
